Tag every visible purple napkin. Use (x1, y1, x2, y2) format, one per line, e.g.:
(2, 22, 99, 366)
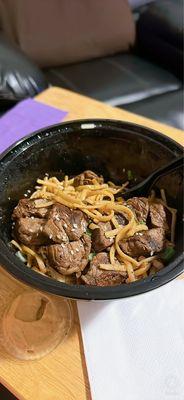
(0, 98, 68, 154)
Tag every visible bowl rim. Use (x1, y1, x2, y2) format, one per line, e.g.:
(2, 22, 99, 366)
(0, 118, 183, 300)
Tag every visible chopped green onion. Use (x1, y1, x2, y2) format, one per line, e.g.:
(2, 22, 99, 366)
(127, 170, 133, 181)
(161, 247, 175, 262)
(86, 227, 92, 237)
(140, 220, 146, 225)
(88, 252, 96, 261)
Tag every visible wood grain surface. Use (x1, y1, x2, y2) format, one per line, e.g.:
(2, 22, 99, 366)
(0, 87, 183, 400)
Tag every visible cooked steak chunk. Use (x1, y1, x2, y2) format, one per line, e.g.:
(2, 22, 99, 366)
(127, 197, 149, 223)
(42, 218, 69, 244)
(91, 222, 113, 252)
(73, 170, 104, 186)
(42, 234, 91, 275)
(12, 199, 49, 219)
(81, 252, 126, 286)
(47, 204, 88, 241)
(150, 203, 169, 232)
(120, 228, 165, 257)
(14, 217, 46, 246)
(115, 212, 127, 226)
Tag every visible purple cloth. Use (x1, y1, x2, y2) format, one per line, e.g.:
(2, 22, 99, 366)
(0, 98, 68, 154)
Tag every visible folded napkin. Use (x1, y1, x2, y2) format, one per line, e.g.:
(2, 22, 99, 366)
(78, 280, 184, 400)
(0, 98, 68, 154)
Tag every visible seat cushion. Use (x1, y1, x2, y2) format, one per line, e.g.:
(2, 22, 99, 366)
(0, 34, 47, 107)
(0, 0, 135, 67)
(121, 89, 184, 130)
(137, 0, 183, 79)
(44, 54, 181, 106)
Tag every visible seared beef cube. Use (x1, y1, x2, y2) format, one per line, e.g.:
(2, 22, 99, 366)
(14, 217, 46, 246)
(115, 213, 127, 226)
(150, 203, 169, 232)
(12, 199, 49, 219)
(48, 204, 88, 241)
(120, 228, 165, 257)
(42, 218, 69, 244)
(81, 252, 126, 286)
(43, 234, 91, 275)
(127, 197, 149, 223)
(91, 222, 113, 252)
(73, 170, 104, 186)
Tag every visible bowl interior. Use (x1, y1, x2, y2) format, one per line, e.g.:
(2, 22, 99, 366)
(0, 120, 183, 299)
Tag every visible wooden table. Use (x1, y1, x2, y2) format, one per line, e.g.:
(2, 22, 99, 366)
(0, 87, 183, 400)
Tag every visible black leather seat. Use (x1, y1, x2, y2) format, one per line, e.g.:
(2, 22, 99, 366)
(44, 0, 183, 129)
(45, 53, 181, 106)
(0, 0, 183, 130)
(122, 89, 184, 130)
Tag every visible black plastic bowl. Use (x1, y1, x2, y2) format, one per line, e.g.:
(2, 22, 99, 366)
(0, 119, 183, 300)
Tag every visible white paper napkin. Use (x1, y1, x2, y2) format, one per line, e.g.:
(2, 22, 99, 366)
(78, 281, 184, 400)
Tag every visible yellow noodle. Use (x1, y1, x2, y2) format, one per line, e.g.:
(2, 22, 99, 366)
(67, 178, 74, 185)
(134, 224, 148, 233)
(34, 200, 54, 208)
(99, 263, 126, 272)
(170, 210, 177, 243)
(105, 227, 122, 238)
(109, 245, 115, 265)
(126, 263, 136, 282)
(89, 223, 99, 230)
(64, 175, 68, 187)
(101, 190, 114, 201)
(50, 177, 61, 184)
(115, 242, 139, 267)
(89, 209, 114, 222)
(80, 189, 88, 201)
(76, 184, 109, 191)
(86, 195, 97, 204)
(108, 181, 117, 188)
(134, 263, 151, 277)
(82, 208, 103, 220)
(160, 188, 167, 204)
(27, 254, 33, 268)
(125, 220, 137, 238)
(137, 255, 157, 267)
(21, 245, 47, 273)
(128, 223, 148, 237)
(11, 240, 22, 252)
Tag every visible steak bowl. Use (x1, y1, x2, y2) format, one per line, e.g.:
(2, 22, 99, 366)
(0, 119, 183, 300)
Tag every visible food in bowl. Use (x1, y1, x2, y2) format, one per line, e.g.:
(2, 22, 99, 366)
(10, 170, 176, 286)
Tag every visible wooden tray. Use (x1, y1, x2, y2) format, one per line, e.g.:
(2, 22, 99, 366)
(0, 87, 183, 400)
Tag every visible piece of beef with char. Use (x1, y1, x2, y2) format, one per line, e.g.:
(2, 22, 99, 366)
(13, 217, 46, 246)
(127, 197, 149, 223)
(73, 170, 104, 187)
(40, 233, 91, 275)
(114, 212, 128, 226)
(12, 198, 49, 219)
(91, 221, 114, 252)
(81, 252, 126, 286)
(120, 228, 165, 257)
(42, 218, 69, 244)
(44, 203, 88, 242)
(149, 203, 169, 232)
